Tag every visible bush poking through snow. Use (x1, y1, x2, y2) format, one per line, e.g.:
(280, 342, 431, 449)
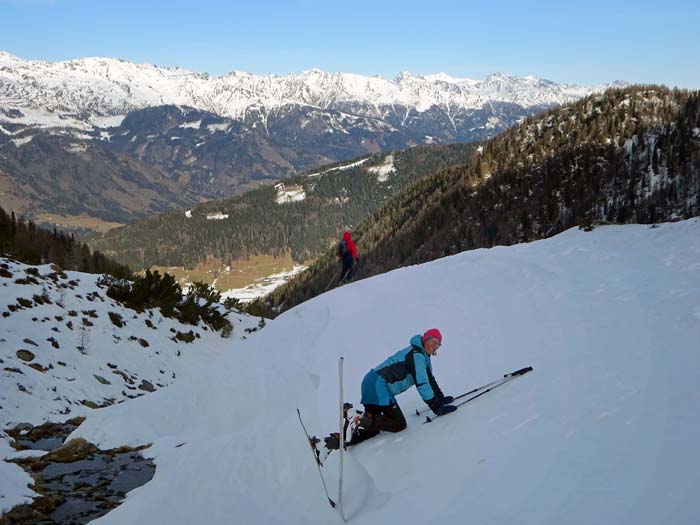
(175, 330, 196, 343)
(103, 272, 232, 336)
(108, 311, 125, 327)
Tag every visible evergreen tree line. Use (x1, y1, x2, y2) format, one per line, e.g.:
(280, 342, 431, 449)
(0, 205, 131, 278)
(252, 86, 700, 317)
(86, 143, 477, 270)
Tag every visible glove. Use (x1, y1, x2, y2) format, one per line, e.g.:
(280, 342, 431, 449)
(427, 396, 454, 413)
(433, 404, 457, 417)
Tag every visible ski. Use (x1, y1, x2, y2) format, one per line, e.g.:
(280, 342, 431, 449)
(338, 357, 347, 522)
(423, 366, 533, 423)
(296, 408, 337, 509)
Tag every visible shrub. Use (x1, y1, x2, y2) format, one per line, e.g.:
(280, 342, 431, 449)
(108, 311, 124, 328)
(103, 272, 232, 336)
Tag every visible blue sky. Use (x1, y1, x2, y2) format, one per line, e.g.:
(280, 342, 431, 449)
(1, 0, 699, 88)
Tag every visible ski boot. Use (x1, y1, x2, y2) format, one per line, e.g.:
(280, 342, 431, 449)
(323, 403, 365, 451)
(309, 435, 332, 465)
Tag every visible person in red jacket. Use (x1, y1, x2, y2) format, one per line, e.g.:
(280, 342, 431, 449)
(336, 231, 358, 286)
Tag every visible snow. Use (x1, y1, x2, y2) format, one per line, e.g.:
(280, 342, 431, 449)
(89, 115, 126, 129)
(220, 265, 308, 303)
(205, 212, 229, 220)
(275, 184, 306, 204)
(10, 136, 33, 147)
(306, 158, 369, 178)
(66, 143, 87, 153)
(0, 125, 19, 136)
(0, 260, 259, 512)
(18, 218, 692, 524)
(185, 210, 192, 218)
(179, 120, 202, 129)
(0, 52, 616, 132)
(0, 434, 34, 512)
(484, 115, 501, 129)
(206, 123, 229, 132)
(367, 154, 396, 182)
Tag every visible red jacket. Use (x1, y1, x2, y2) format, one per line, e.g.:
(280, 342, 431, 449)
(343, 231, 358, 259)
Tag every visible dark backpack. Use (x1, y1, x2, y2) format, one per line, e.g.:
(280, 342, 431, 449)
(337, 239, 348, 258)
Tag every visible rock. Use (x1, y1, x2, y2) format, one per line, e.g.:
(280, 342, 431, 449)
(112, 369, 135, 384)
(0, 502, 36, 524)
(138, 380, 155, 392)
(94, 374, 111, 385)
(16, 349, 35, 361)
(33, 493, 65, 514)
(42, 438, 99, 464)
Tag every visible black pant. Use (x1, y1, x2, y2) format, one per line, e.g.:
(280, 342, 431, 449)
(337, 254, 355, 285)
(349, 403, 407, 445)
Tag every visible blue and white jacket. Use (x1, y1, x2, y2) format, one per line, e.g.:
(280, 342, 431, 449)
(362, 334, 445, 407)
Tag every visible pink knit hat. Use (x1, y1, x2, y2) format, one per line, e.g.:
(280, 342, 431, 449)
(422, 328, 442, 345)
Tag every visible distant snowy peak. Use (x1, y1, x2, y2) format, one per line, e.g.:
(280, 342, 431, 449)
(0, 51, 624, 129)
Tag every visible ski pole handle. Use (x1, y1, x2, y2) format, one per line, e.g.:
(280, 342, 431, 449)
(505, 366, 533, 378)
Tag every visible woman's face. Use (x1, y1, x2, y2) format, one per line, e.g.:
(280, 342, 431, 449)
(424, 338, 441, 356)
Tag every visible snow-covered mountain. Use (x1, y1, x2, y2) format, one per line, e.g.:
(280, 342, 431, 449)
(0, 51, 618, 130)
(0, 51, 629, 229)
(3, 219, 697, 523)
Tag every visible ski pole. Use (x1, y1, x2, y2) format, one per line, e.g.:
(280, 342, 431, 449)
(422, 366, 533, 423)
(452, 366, 532, 401)
(325, 271, 339, 291)
(415, 366, 533, 416)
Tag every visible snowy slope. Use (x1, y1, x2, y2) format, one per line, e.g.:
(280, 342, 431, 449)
(0, 51, 619, 130)
(0, 259, 260, 512)
(54, 219, 700, 524)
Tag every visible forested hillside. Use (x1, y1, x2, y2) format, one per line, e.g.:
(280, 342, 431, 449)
(86, 143, 478, 269)
(0, 205, 130, 278)
(257, 86, 700, 315)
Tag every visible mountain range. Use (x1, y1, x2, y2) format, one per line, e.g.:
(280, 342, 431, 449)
(0, 52, 626, 229)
